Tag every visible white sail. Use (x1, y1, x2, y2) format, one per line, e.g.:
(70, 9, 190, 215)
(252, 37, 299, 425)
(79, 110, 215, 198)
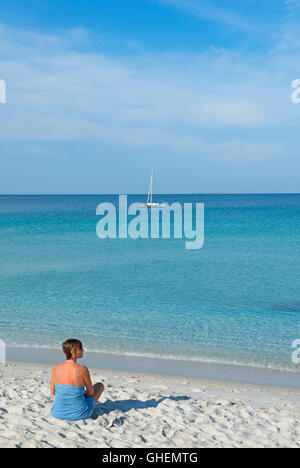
(147, 165, 154, 204)
(144, 165, 165, 208)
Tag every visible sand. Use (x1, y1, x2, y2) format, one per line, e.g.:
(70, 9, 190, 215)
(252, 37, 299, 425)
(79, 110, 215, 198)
(0, 360, 299, 448)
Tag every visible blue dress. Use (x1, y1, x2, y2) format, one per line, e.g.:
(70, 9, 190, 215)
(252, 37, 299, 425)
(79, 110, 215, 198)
(51, 364, 95, 421)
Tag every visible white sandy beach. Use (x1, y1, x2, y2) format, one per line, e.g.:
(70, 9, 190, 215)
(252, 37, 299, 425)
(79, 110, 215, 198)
(0, 361, 299, 448)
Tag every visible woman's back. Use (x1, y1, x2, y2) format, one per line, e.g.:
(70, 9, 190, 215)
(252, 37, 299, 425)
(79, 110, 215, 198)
(53, 361, 85, 386)
(50, 339, 104, 421)
(51, 361, 94, 421)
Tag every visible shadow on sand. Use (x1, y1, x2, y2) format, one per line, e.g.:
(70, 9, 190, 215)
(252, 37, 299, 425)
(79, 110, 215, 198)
(91, 395, 190, 419)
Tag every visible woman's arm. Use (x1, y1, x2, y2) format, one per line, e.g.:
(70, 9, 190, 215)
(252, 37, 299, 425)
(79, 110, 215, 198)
(50, 364, 58, 395)
(82, 366, 94, 396)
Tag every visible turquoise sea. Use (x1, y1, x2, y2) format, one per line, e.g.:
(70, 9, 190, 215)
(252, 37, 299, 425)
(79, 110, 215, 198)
(0, 194, 299, 372)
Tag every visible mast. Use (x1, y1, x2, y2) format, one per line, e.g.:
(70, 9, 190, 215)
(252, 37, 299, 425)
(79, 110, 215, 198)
(147, 165, 153, 204)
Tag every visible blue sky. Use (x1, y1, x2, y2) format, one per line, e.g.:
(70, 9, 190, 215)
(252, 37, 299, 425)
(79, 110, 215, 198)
(0, 0, 300, 193)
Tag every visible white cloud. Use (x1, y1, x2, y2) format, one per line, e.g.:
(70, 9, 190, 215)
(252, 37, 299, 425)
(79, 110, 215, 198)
(0, 21, 299, 162)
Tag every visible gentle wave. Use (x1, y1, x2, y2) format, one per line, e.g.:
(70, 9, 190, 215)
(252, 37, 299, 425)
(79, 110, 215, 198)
(7, 342, 300, 374)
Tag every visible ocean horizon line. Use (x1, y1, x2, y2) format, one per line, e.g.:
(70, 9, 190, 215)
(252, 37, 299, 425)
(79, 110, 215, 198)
(1, 193, 300, 196)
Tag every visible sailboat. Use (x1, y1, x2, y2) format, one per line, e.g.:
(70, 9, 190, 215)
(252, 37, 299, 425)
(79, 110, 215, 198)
(143, 166, 165, 208)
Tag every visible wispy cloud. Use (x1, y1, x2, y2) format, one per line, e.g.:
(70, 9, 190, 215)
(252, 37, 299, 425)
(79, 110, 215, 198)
(0, 21, 299, 163)
(154, 0, 281, 35)
(155, 0, 251, 30)
(285, 0, 300, 16)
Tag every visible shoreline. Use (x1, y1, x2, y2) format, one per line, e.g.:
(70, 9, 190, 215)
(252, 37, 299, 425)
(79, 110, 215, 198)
(7, 346, 300, 390)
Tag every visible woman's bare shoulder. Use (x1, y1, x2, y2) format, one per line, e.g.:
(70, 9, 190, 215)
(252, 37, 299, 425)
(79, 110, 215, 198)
(51, 363, 59, 376)
(79, 365, 92, 380)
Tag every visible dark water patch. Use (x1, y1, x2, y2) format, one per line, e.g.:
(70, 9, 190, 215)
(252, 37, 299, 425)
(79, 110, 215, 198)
(269, 303, 300, 313)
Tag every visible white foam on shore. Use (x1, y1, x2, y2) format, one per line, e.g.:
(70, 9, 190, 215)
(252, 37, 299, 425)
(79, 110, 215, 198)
(5, 342, 300, 374)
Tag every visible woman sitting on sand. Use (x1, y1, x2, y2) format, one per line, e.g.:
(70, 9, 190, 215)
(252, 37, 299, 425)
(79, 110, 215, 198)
(50, 339, 104, 421)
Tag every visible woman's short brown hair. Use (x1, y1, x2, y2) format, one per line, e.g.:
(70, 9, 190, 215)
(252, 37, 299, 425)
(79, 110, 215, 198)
(62, 339, 83, 359)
